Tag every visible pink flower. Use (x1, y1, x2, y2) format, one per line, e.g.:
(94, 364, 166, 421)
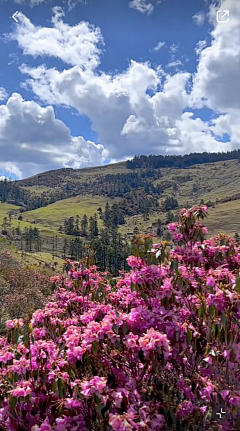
(6, 319, 24, 329)
(0, 351, 14, 363)
(126, 256, 143, 269)
(109, 413, 135, 431)
(139, 328, 171, 359)
(220, 390, 230, 400)
(177, 401, 194, 419)
(206, 276, 215, 287)
(168, 223, 178, 233)
(10, 382, 32, 398)
(31, 417, 51, 431)
(125, 333, 139, 349)
(229, 396, 240, 407)
(199, 382, 215, 401)
(81, 377, 107, 397)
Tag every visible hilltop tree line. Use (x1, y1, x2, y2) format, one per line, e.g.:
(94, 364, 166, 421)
(126, 149, 240, 169)
(1, 150, 240, 213)
(0, 168, 163, 212)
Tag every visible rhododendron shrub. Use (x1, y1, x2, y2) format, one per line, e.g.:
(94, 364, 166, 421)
(1, 205, 240, 430)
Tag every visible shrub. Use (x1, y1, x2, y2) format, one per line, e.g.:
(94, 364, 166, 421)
(0, 248, 53, 335)
(0, 205, 240, 430)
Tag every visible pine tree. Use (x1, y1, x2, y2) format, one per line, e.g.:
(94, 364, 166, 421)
(81, 215, 88, 236)
(74, 215, 80, 236)
(156, 219, 163, 236)
(93, 213, 99, 236)
(104, 202, 111, 226)
(63, 239, 68, 258)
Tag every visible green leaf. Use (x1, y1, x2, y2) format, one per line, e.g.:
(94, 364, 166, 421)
(141, 292, 147, 301)
(122, 323, 128, 335)
(115, 340, 122, 352)
(186, 328, 192, 346)
(208, 304, 214, 316)
(235, 275, 240, 292)
(96, 402, 105, 418)
(92, 341, 98, 354)
(9, 396, 17, 410)
(113, 324, 118, 334)
(232, 405, 238, 414)
(220, 314, 228, 327)
(58, 378, 64, 398)
(198, 304, 205, 319)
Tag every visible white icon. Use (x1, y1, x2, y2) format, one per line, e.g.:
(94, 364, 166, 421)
(217, 10, 229, 22)
(216, 408, 226, 419)
(12, 11, 19, 22)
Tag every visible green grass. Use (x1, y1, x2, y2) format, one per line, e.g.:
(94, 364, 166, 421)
(23, 195, 121, 230)
(205, 200, 240, 237)
(20, 160, 240, 240)
(0, 203, 21, 224)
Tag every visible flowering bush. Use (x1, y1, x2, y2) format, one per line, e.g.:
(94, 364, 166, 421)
(0, 205, 240, 430)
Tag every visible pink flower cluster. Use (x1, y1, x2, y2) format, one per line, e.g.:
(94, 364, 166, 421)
(0, 205, 240, 430)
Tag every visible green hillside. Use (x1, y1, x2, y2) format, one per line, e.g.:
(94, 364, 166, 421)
(23, 195, 121, 229)
(0, 152, 239, 271)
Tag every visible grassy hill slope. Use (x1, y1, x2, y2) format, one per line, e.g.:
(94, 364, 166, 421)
(0, 157, 239, 268)
(23, 195, 121, 230)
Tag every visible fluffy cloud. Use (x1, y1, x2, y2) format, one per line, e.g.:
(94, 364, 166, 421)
(0, 88, 8, 101)
(6, 7, 103, 70)
(3, 0, 240, 178)
(191, 0, 240, 113)
(195, 40, 207, 56)
(192, 11, 205, 26)
(129, 0, 154, 15)
(0, 93, 106, 178)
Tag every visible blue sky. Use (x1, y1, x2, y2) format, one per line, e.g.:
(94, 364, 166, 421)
(0, 0, 239, 179)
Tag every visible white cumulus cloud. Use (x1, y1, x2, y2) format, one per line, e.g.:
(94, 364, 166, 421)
(191, 0, 240, 113)
(2, 0, 240, 178)
(129, 0, 154, 15)
(0, 93, 106, 178)
(6, 7, 103, 70)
